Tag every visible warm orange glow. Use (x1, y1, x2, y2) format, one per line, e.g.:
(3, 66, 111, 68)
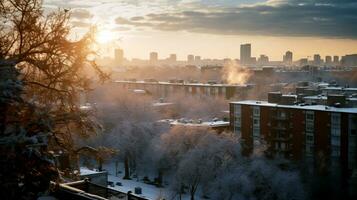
(96, 30, 115, 44)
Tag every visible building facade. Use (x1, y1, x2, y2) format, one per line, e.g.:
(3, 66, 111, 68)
(240, 44, 252, 66)
(150, 52, 158, 63)
(115, 80, 253, 100)
(283, 51, 293, 65)
(114, 49, 124, 64)
(230, 100, 357, 171)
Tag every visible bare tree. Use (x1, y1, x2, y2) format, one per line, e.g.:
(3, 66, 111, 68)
(0, 0, 107, 198)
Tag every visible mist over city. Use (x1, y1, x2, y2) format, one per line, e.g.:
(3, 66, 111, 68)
(1, 0, 357, 200)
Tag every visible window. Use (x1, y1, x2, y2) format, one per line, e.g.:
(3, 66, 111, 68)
(253, 106, 260, 116)
(306, 145, 314, 155)
(222, 87, 226, 95)
(306, 111, 314, 120)
(235, 116, 241, 123)
(331, 135, 340, 145)
(306, 122, 314, 132)
(331, 146, 340, 157)
(331, 113, 341, 157)
(235, 105, 241, 114)
(253, 128, 260, 137)
(331, 128, 340, 136)
(306, 114, 313, 120)
(278, 111, 286, 118)
(306, 135, 314, 142)
(331, 113, 341, 126)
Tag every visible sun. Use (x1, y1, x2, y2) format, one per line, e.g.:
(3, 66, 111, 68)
(96, 30, 116, 44)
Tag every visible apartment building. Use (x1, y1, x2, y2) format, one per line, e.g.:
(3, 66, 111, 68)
(115, 80, 253, 100)
(229, 93, 357, 172)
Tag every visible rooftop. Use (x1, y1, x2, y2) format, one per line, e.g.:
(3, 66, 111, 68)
(303, 95, 357, 101)
(322, 87, 357, 91)
(231, 100, 357, 114)
(115, 80, 250, 87)
(157, 119, 230, 128)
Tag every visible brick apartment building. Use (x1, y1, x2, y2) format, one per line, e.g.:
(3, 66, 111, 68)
(229, 93, 357, 172)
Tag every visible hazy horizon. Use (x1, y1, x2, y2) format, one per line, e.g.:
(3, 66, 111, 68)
(44, 0, 357, 60)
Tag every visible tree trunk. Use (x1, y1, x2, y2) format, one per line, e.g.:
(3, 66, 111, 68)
(190, 185, 195, 200)
(157, 169, 163, 187)
(115, 161, 119, 176)
(123, 154, 130, 179)
(98, 158, 103, 171)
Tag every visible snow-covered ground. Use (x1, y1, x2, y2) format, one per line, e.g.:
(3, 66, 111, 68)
(80, 162, 197, 200)
(101, 163, 183, 200)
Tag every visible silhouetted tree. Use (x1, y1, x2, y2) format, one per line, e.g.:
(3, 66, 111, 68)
(0, 0, 107, 199)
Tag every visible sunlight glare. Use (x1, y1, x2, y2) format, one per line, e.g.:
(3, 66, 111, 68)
(96, 30, 115, 44)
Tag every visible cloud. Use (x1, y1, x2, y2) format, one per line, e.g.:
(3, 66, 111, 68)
(113, 0, 357, 38)
(71, 20, 92, 27)
(70, 8, 93, 19)
(112, 26, 132, 32)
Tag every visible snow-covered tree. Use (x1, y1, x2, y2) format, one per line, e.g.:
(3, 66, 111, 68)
(0, 0, 107, 198)
(90, 89, 163, 179)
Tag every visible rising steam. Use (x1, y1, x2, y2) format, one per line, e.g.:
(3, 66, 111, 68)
(222, 61, 253, 85)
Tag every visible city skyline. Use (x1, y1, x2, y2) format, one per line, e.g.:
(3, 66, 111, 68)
(113, 47, 350, 63)
(43, 0, 357, 60)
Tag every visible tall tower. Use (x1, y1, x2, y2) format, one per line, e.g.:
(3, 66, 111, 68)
(187, 55, 194, 63)
(114, 48, 124, 64)
(283, 51, 293, 65)
(169, 54, 177, 63)
(313, 54, 321, 66)
(325, 56, 332, 65)
(240, 44, 251, 65)
(333, 56, 339, 64)
(150, 52, 158, 63)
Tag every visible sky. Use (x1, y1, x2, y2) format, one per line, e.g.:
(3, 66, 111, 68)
(43, 0, 357, 61)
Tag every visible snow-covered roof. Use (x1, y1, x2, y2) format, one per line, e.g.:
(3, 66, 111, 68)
(170, 120, 229, 128)
(132, 89, 146, 94)
(303, 95, 357, 101)
(230, 100, 357, 114)
(115, 80, 249, 87)
(80, 167, 104, 176)
(322, 87, 357, 92)
(152, 102, 174, 107)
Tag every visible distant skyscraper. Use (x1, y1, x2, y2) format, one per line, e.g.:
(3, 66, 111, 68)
(341, 54, 357, 67)
(195, 56, 201, 61)
(187, 55, 194, 63)
(283, 51, 293, 65)
(169, 54, 177, 62)
(258, 55, 269, 65)
(240, 43, 251, 65)
(114, 48, 124, 64)
(325, 56, 332, 65)
(313, 54, 321, 66)
(333, 56, 339, 64)
(150, 52, 158, 62)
